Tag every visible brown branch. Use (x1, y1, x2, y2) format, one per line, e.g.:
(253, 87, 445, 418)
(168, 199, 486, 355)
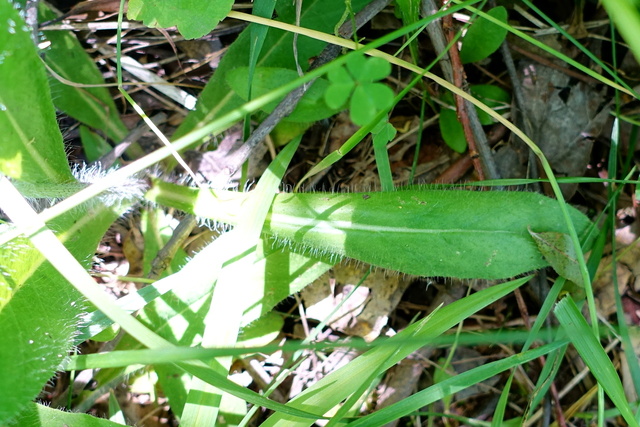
(441, 5, 485, 180)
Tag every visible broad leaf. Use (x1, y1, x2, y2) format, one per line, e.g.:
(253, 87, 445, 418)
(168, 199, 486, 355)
(226, 67, 338, 122)
(529, 229, 582, 284)
(128, 0, 235, 39)
(15, 402, 124, 427)
(459, 6, 508, 64)
(146, 183, 593, 279)
(0, 1, 73, 184)
(173, 0, 372, 140)
(0, 204, 122, 423)
(40, 6, 128, 143)
(439, 108, 467, 153)
(0, 4, 126, 422)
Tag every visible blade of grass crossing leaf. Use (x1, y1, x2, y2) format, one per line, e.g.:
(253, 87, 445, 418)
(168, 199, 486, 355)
(348, 341, 567, 426)
(262, 276, 530, 426)
(248, 0, 277, 100)
(147, 182, 593, 279)
(0, 177, 174, 350)
(555, 297, 638, 426)
(0, 0, 481, 247)
(245, 0, 277, 139)
(180, 137, 301, 425)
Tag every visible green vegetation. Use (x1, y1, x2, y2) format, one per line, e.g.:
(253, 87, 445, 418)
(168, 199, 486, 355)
(1, 0, 640, 425)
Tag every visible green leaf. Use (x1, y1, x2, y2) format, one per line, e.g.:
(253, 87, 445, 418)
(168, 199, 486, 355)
(79, 126, 112, 163)
(350, 83, 395, 126)
(128, 0, 234, 39)
(470, 84, 511, 125)
(372, 120, 396, 192)
(14, 402, 124, 427)
(174, 0, 372, 139)
(226, 67, 338, 122)
(0, 1, 73, 184)
(328, 63, 355, 86)
(345, 53, 367, 80)
(459, 6, 508, 64)
(529, 229, 583, 285)
(0, 10, 129, 413)
(345, 55, 391, 83)
(358, 56, 392, 83)
(0, 203, 122, 423)
(555, 297, 639, 427)
(146, 183, 593, 280)
(439, 108, 468, 153)
(261, 277, 530, 426)
(324, 83, 353, 110)
(39, 6, 128, 144)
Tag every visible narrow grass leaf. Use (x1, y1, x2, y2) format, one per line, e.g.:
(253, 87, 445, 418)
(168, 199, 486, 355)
(180, 138, 302, 424)
(347, 341, 566, 427)
(261, 276, 530, 426)
(555, 297, 638, 426)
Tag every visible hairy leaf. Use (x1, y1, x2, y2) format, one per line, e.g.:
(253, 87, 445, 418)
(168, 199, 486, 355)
(0, 2, 73, 184)
(146, 183, 593, 279)
(39, 6, 128, 143)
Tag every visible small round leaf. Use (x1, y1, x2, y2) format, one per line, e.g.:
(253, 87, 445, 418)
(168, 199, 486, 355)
(360, 57, 391, 83)
(459, 6, 508, 64)
(439, 109, 467, 153)
(328, 64, 355, 86)
(324, 84, 353, 109)
(346, 54, 368, 81)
